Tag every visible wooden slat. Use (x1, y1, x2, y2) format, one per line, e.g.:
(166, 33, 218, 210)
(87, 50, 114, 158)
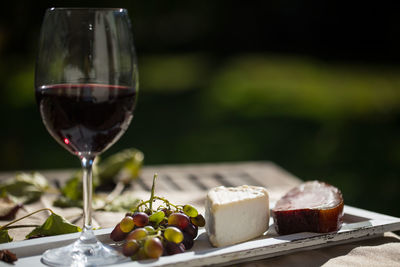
(139, 161, 301, 194)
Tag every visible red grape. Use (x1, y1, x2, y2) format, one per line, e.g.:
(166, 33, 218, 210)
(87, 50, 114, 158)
(144, 237, 163, 259)
(182, 232, 194, 250)
(132, 212, 149, 227)
(110, 223, 128, 241)
(165, 241, 185, 255)
(183, 223, 198, 239)
(168, 213, 190, 230)
(122, 240, 140, 256)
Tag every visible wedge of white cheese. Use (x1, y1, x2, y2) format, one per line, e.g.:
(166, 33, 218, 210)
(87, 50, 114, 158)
(205, 185, 269, 247)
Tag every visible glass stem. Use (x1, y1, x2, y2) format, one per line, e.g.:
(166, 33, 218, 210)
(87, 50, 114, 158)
(81, 156, 95, 230)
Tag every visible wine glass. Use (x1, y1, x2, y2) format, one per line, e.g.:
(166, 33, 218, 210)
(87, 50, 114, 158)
(35, 8, 138, 266)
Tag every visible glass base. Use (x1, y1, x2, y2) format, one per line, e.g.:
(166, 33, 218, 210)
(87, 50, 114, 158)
(41, 227, 125, 266)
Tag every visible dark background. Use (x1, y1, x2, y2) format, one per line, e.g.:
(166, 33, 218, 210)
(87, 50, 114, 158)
(1, 1, 400, 217)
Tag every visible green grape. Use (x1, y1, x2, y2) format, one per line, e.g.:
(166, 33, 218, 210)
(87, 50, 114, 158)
(126, 228, 147, 241)
(149, 211, 165, 225)
(122, 240, 140, 256)
(191, 214, 206, 227)
(164, 226, 184, 244)
(168, 213, 190, 230)
(183, 204, 198, 217)
(120, 216, 135, 233)
(136, 247, 148, 260)
(144, 237, 163, 259)
(144, 225, 155, 233)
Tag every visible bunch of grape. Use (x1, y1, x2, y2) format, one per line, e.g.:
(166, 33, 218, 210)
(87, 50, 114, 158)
(110, 202, 206, 260)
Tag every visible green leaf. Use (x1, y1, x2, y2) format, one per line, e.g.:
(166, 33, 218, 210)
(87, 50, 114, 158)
(0, 172, 49, 204)
(0, 229, 13, 244)
(98, 148, 144, 185)
(62, 158, 100, 200)
(103, 194, 140, 212)
(54, 148, 143, 208)
(55, 158, 100, 207)
(15, 172, 48, 191)
(61, 175, 82, 201)
(26, 213, 81, 239)
(53, 195, 83, 208)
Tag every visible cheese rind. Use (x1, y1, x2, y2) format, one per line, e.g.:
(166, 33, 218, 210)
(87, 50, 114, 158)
(205, 185, 269, 247)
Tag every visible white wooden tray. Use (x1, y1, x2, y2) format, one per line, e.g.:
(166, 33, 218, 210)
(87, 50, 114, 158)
(1, 205, 400, 267)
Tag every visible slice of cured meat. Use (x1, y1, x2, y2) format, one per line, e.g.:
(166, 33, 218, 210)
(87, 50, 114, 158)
(272, 181, 344, 235)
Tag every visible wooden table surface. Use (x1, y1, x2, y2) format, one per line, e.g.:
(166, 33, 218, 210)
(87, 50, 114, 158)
(1, 161, 400, 266)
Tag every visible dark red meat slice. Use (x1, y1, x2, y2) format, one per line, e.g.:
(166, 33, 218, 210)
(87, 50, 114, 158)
(272, 181, 344, 235)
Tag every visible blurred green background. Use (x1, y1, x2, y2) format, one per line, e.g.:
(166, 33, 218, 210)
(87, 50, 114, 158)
(1, 1, 400, 217)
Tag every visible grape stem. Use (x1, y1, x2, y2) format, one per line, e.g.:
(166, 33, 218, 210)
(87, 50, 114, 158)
(149, 173, 158, 211)
(147, 233, 164, 241)
(133, 173, 181, 213)
(2, 224, 41, 229)
(0, 208, 53, 231)
(133, 196, 180, 213)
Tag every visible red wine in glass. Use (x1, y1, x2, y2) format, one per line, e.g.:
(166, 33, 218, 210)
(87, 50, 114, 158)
(36, 8, 138, 265)
(36, 84, 136, 155)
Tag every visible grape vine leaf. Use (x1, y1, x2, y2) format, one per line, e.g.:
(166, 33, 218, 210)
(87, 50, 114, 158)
(98, 148, 144, 185)
(61, 175, 83, 202)
(54, 148, 143, 208)
(103, 194, 140, 212)
(53, 174, 84, 208)
(26, 213, 81, 239)
(0, 229, 13, 244)
(16, 172, 48, 190)
(0, 172, 49, 204)
(53, 159, 100, 207)
(52, 195, 83, 208)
